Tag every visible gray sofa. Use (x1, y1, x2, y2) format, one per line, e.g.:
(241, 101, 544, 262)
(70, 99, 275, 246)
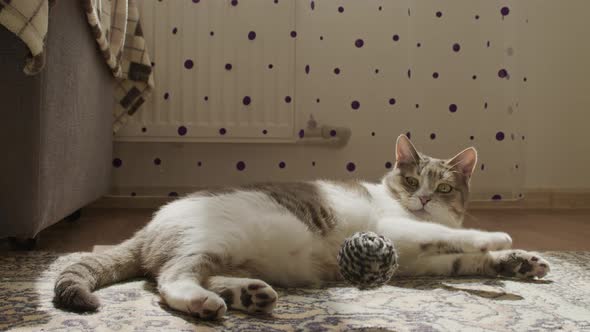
(0, 1, 113, 242)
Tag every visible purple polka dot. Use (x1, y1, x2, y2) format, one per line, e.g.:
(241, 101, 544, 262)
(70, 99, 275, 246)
(492, 194, 502, 201)
(392, 34, 399, 42)
(172, 27, 178, 34)
(498, 69, 508, 78)
(406, 132, 411, 139)
(330, 129, 337, 137)
(351, 100, 360, 110)
(430, 133, 436, 140)
(225, 63, 232, 70)
(389, 98, 396, 105)
(279, 161, 286, 169)
(169, 192, 179, 197)
(449, 104, 458, 113)
(436, 11, 442, 18)
(290, 30, 297, 38)
(164, 92, 169, 100)
(334, 68, 341, 75)
(284, 96, 292, 103)
(219, 128, 227, 135)
(262, 129, 268, 135)
(112, 158, 122, 168)
(141, 127, 147, 133)
(305, 65, 310, 74)
(231, 0, 238, 6)
(236, 161, 246, 171)
(501, 6, 510, 16)
(433, 72, 439, 79)
(452, 43, 461, 52)
(338, 6, 344, 13)
(248, 31, 256, 40)
(154, 158, 162, 165)
(268, 64, 274, 69)
(310, 1, 315, 10)
(385, 161, 393, 169)
(346, 162, 356, 172)
(299, 129, 305, 138)
(184, 59, 194, 69)
(355, 39, 364, 48)
(496, 131, 505, 141)
(243, 96, 251, 105)
(178, 126, 187, 136)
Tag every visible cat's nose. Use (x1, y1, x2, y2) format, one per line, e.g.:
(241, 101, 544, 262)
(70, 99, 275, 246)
(419, 196, 431, 205)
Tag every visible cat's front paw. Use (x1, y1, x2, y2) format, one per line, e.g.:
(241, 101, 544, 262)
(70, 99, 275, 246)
(476, 232, 513, 252)
(490, 250, 550, 279)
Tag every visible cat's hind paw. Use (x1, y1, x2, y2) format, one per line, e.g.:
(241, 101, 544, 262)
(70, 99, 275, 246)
(490, 250, 550, 279)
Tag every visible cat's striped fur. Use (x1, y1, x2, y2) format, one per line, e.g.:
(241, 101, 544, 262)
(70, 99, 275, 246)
(54, 135, 550, 319)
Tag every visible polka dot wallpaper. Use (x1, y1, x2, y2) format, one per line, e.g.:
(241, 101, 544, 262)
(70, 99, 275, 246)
(112, 0, 527, 201)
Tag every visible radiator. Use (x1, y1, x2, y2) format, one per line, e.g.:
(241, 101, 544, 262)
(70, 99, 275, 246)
(115, 0, 296, 143)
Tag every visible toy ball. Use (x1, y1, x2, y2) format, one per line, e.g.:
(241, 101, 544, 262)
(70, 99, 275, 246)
(337, 231, 398, 289)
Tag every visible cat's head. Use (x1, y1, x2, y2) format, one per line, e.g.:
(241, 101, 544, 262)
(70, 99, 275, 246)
(384, 134, 477, 228)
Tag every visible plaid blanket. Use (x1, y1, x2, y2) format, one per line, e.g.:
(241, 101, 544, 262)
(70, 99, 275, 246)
(0, 0, 154, 133)
(83, 0, 154, 133)
(0, 0, 56, 75)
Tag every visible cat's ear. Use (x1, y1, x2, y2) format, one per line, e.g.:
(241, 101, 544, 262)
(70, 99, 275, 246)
(395, 134, 420, 165)
(447, 147, 478, 179)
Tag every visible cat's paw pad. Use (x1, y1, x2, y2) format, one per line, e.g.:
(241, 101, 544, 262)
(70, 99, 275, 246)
(240, 282, 278, 314)
(492, 250, 550, 279)
(478, 232, 513, 252)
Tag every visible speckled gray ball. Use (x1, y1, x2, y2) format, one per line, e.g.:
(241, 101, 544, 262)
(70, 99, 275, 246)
(337, 232, 398, 289)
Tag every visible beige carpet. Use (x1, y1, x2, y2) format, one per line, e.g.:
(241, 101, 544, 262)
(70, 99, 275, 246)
(1, 252, 590, 332)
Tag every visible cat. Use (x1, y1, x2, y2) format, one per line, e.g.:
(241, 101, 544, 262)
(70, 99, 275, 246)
(54, 134, 550, 320)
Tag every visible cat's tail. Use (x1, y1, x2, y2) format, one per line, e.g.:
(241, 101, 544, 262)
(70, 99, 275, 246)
(53, 234, 144, 312)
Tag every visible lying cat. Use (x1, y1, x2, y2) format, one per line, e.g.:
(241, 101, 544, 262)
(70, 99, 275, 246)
(54, 135, 550, 319)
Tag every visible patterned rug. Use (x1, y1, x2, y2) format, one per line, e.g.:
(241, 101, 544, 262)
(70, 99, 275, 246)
(1, 252, 589, 332)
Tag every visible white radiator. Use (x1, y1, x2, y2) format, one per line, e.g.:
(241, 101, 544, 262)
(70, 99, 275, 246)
(115, 0, 296, 143)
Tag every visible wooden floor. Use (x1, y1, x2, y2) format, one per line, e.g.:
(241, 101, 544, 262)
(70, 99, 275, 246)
(7, 208, 585, 253)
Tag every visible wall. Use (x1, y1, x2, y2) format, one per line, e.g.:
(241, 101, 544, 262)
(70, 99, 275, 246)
(520, 1, 590, 190)
(112, 0, 534, 200)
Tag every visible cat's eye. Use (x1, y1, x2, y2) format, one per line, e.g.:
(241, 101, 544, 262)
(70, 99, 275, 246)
(405, 177, 419, 187)
(436, 183, 453, 193)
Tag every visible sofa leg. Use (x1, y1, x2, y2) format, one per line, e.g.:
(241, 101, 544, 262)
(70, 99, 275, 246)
(64, 209, 82, 223)
(9, 236, 39, 251)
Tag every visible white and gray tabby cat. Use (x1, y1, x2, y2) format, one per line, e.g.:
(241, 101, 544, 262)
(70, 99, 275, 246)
(54, 135, 550, 319)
